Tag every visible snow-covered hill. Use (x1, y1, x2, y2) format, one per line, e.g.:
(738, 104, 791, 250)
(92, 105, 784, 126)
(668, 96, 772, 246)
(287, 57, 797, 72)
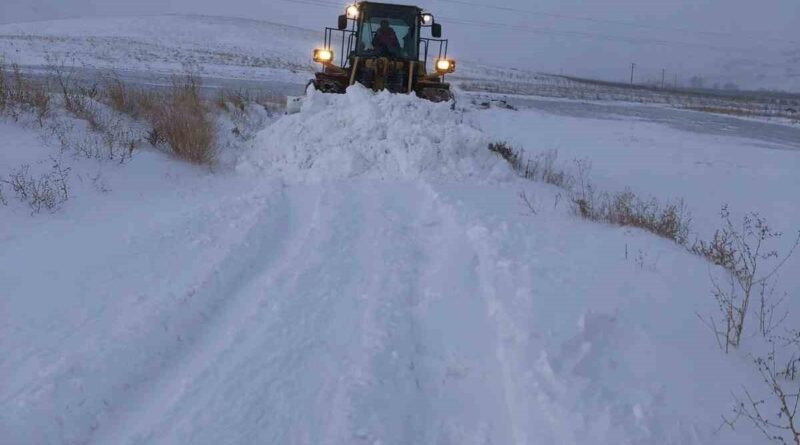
(3, 83, 799, 444)
(0, 15, 319, 84)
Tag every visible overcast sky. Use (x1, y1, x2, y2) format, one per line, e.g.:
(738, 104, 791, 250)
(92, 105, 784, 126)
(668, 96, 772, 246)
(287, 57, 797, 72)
(3, 0, 799, 88)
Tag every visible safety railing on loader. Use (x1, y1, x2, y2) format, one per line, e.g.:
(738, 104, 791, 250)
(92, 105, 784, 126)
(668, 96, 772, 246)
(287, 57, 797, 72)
(419, 38, 449, 70)
(323, 27, 357, 69)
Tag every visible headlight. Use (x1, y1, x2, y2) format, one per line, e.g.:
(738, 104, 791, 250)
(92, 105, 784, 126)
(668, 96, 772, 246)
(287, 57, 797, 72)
(421, 13, 433, 24)
(346, 5, 359, 19)
(435, 59, 456, 74)
(314, 48, 334, 64)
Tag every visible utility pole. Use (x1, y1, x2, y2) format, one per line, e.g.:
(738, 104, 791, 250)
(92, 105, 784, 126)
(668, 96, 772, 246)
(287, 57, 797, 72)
(674, 73, 678, 88)
(630, 62, 636, 84)
(661, 69, 665, 89)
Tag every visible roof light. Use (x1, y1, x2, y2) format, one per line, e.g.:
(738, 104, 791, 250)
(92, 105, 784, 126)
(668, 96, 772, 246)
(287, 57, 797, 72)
(346, 5, 359, 19)
(421, 13, 433, 24)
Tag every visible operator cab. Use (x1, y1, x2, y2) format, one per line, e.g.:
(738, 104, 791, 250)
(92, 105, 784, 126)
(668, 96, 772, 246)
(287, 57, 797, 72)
(354, 4, 419, 59)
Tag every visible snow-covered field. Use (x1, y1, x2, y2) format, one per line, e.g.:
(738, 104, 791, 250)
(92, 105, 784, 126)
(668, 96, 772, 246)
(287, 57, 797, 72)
(0, 15, 316, 85)
(0, 14, 538, 94)
(2, 81, 799, 444)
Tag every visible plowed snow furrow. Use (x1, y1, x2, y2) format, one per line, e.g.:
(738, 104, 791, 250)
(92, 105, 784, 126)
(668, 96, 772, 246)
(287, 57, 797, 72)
(75, 181, 549, 445)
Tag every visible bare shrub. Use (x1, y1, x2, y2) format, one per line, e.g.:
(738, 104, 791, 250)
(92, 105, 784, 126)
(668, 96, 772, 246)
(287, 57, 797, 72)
(47, 59, 107, 130)
(489, 141, 691, 244)
(48, 115, 135, 164)
(1, 159, 70, 214)
(148, 76, 217, 164)
(488, 142, 569, 188)
(696, 207, 799, 352)
(723, 341, 800, 445)
(488, 141, 522, 170)
(0, 58, 7, 112)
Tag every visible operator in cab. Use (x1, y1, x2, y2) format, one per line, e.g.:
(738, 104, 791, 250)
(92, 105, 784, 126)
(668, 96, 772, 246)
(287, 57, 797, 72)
(372, 19, 400, 56)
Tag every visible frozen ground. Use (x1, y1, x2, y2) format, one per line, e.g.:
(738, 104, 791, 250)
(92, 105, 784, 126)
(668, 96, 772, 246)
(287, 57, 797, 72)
(2, 84, 799, 444)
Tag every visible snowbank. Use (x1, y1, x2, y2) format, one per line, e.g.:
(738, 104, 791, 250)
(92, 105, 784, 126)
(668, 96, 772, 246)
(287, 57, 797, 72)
(238, 85, 510, 182)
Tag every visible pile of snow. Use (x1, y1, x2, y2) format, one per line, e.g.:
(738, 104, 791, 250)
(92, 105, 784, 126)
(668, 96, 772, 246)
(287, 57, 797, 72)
(239, 85, 509, 182)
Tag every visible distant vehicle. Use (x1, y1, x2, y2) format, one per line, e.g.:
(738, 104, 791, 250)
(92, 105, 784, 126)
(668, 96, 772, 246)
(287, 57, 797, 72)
(309, 1, 456, 102)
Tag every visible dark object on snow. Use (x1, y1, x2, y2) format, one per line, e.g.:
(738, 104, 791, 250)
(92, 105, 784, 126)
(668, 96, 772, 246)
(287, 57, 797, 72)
(309, 2, 456, 103)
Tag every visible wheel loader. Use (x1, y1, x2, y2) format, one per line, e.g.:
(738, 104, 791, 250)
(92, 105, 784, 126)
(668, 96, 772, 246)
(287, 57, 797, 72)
(308, 1, 456, 102)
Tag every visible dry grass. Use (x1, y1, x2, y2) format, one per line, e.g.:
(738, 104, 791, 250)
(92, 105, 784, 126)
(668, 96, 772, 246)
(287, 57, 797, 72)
(1, 61, 51, 124)
(489, 142, 570, 189)
(105, 76, 133, 114)
(99, 75, 217, 164)
(686, 106, 755, 117)
(148, 77, 217, 164)
(102, 76, 158, 119)
(489, 141, 692, 245)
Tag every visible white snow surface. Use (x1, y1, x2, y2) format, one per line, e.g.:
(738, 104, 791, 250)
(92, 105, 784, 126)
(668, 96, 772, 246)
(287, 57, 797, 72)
(0, 15, 318, 83)
(239, 85, 506, 182)
(3, 88, 798, 445)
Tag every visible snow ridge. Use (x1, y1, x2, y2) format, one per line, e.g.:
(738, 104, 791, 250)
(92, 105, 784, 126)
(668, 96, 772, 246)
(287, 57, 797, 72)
(238, 85, 511, 183)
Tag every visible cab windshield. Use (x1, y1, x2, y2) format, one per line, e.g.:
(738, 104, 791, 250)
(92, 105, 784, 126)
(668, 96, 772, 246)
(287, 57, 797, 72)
(356, 5, 419, 60)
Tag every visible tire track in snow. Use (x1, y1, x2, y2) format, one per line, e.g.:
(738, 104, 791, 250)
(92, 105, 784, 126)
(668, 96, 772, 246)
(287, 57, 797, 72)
(422, 182, 579, 444)
(309, 182, 432, 444)
(88, 185, 314, 444)
(91, 182, 432, 444)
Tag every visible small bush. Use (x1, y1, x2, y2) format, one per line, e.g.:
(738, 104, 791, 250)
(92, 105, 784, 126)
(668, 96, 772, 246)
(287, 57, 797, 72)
(1, 159, 70, 214)
(696, 207, 799, 352)
(723, 331, 800, 444)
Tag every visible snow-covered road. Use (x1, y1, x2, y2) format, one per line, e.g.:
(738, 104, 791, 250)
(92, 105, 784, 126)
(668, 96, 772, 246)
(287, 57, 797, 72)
(1, 176, 746, 444)
(471, 93, 800, 151)
(3, 87, 797, 444)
